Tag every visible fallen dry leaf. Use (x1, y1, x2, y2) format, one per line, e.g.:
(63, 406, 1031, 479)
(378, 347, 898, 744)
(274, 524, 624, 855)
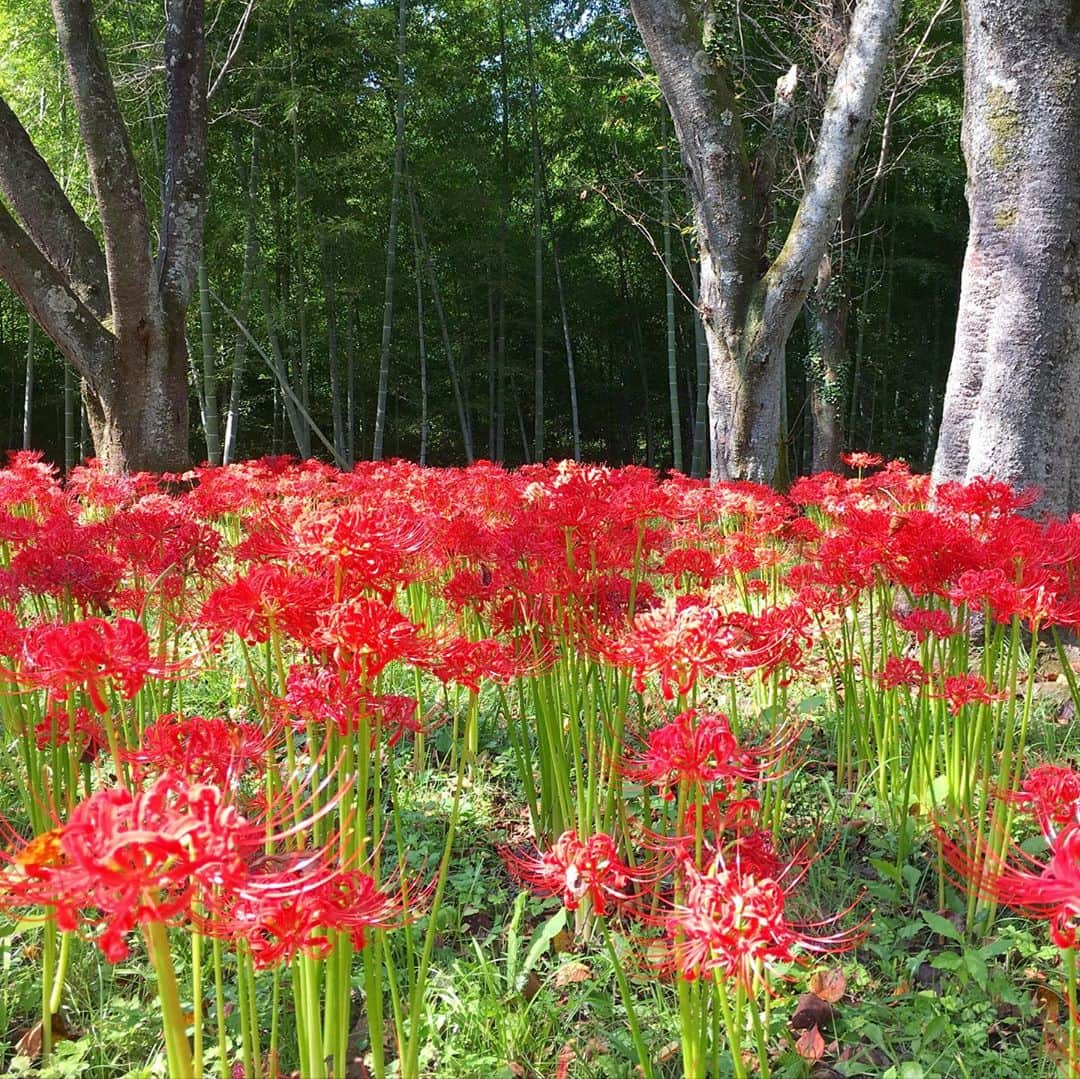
(554, 960, 592, 987)
(795, 1024, 826, 1062)
(809, 967, 847, 1003)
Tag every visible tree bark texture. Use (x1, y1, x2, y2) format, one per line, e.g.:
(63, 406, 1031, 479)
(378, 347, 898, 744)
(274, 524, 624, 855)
(630, 0, 898, 485)
(0, 0, 206, 472)
(807, 251, 848, 473)
(932, 1, 1080, 514)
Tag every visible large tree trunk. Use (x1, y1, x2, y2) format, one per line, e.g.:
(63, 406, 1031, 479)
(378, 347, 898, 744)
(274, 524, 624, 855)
(631, 0, 898, 485)
(932, 0, 1080, 514)
(0, 0, 206, 473)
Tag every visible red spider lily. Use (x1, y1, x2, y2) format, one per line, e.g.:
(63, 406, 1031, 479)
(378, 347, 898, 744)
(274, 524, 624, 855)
(621, 709, 794, 798)
(894, 607, 959, 641)
(427, 636, 525, 692)
(6, 516, 123, 609)
(877, 655, 929, 690)
(0, 756, 354, 965)
(663, 848, 861, 988)
(11, 616, 161, 713)
(640, 794, 783, 882)
(292, 504, 429, 594)
(105, 496, 221, 596)
(1007, 764, 1080, 835)
(34, 704, 107, 763)
(507, 830, 641, 916)
(199, 565, 329, 646)
(125, 713, 271, 787)
(614, 601, 743, 699)
(204, 861, 405, 969)
(313, 597, 433, 679)
(840, 452, 884, 471)
(0, 772, 251, 961)
(0, 609, 22, 657)
(939, 819, 1080, 949)
(936, 673, 1007, 715)
(281, 664, 433, 746)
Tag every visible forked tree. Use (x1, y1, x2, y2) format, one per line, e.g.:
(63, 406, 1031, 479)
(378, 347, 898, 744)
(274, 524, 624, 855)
(630, 0, 899, 484)
(0, 0, 206, 472)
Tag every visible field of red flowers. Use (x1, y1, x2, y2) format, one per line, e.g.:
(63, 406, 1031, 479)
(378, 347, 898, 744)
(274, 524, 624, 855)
(0, 450, 1078, 1078)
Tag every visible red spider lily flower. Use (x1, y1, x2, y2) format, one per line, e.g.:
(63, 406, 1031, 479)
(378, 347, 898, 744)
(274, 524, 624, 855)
(840, 452, 884, 471)
(292, 504, 429, 594)
(894, 607, 959, 641)
(934, 476, 1041, 523)
(13, 616, 160, 712)
(622, 709, 793, 797)
(125, 713, 271, 787)
(507, 830, 638, 916)
(0, 772, 251, 962)
(427, 636, 524, 692)
(6, 517, 124, 610)
(614, 601, 740, 699)
(1008, 764, 1080, 834)
(313, 597, 433, 679)
(936, 673, 1007, 715)
(199, 565, 329, 646)
(663, 849, 861, 988)
(105, 496, 221, 596)
(876, 656, 929, 690)
(282, 664, 431, 746)
(34, 704, 107, 763)
(0, 609, 23, 657)
(203, 859, 405, 969)
(939, 819, 1080, 949)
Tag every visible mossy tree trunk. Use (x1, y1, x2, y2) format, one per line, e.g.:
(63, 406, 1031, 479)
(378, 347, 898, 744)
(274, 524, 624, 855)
(933, 0, 1080, 513)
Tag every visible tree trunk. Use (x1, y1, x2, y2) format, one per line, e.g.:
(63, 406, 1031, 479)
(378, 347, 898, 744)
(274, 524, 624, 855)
(223, 133, 259, 466)
(409, 176, 473, 462)
(196, 261, 222, 465)
(524, 0, 544, 461)
(63, 364, 76, 470)
(807, 251, 847, 473)
(661, 109, 682, 472)
(287, 15, 311, 457)
(414, 221, 429, 466)
(631, 0, 898, 485)
(689, 251, 709, 478)
(550, 237, 581, 461)
(373, 0, 408, 461)
(321, 236, 347, 467)
(0, 0, 207, 473)
(494, 0, 510, 463)
(932, 0, 1080, 514)
(21, 315, 33, 450)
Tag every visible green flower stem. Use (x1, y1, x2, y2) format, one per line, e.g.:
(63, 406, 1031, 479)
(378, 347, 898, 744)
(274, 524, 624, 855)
(598, 917, 653, 1079)
(212, 937, 230, 1079)
(145, 920, 194, 1079)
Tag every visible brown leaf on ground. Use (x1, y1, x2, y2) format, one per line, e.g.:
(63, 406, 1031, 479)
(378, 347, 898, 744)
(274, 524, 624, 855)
(791, 991, 837, 1031)
(554, 960, 592, 987)
(809, 967, 847, 1003)
(795, 1024, 826, 1062)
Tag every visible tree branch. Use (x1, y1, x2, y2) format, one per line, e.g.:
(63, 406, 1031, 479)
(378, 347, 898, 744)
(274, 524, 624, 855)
(0, 94, 110, 320)
(629, 0, 758, 307)
(207, 0, 256, 102)
(158, 0, 208, 312)
(762, 0, 900, 329)
(0, 203, 112, 385)
(51, 0, 156, 334)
